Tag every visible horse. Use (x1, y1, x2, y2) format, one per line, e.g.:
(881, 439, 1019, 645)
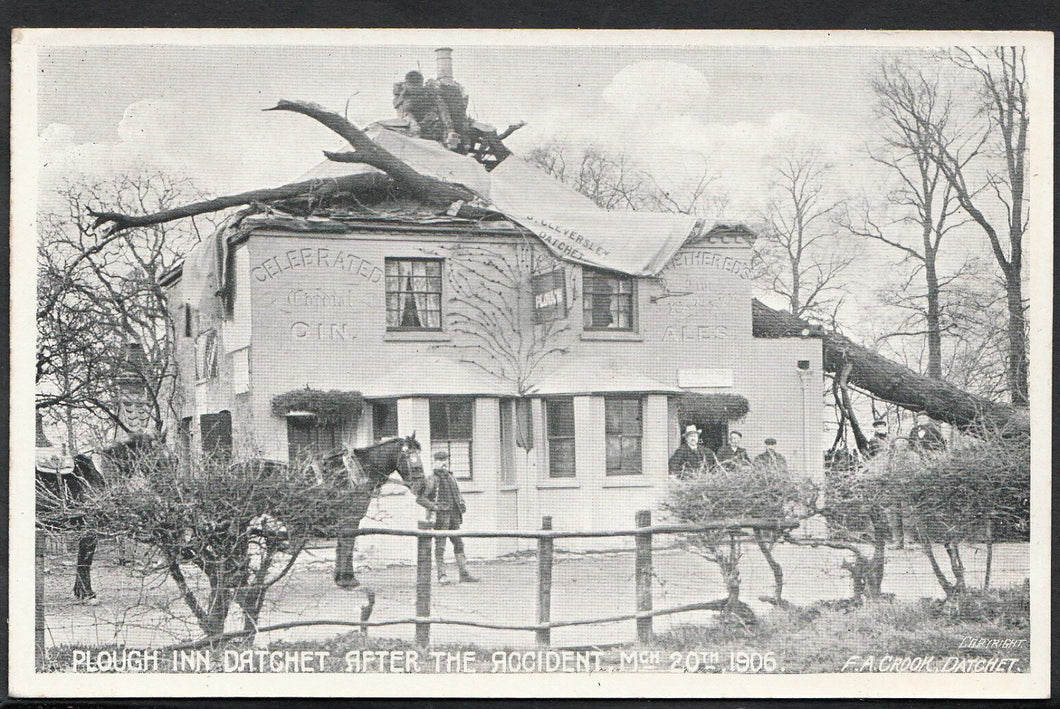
(35, 453, 107, 603)
(35, 434, 171, 603)
(308, 434, 427, 590)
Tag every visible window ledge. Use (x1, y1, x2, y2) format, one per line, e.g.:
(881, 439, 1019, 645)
(580, 330, 643, 342)
(499, 485, 519, 492)
(384, 330, 451, 342)
(602, 478, 653, 488)
(537, 481, 580, 489)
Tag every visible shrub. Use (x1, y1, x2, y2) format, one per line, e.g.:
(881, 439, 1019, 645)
(887, 434, 1029, 597)
(664, 463, 813, 616)
(72, 445, 352, 642)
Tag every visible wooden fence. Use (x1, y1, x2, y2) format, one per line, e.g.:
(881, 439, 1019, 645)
(153, 511, 797, 652)
(360, 510, 798, 647)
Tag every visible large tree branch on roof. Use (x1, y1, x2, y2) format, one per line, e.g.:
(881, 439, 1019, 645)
(88, 172, 393, 235)
(751, 298, 1028, 436)
(266, 99, 477, 205)
(88, 100, 494, 235)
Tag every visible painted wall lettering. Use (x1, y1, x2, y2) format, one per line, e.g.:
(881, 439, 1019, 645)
(290, 321, 354, 341)
(662, 324, 729, 341)
(660, 249, 753, 280)
(251, 247, 382, 283)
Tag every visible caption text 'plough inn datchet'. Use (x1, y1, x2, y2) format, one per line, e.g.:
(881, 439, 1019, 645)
(157, 49, 824, 560)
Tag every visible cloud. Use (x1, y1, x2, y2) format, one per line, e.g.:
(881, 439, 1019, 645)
(602, 61, 711, 118)
(38, 97, 331, 207)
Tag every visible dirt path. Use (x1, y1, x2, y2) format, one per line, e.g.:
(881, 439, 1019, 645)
(40, 540, 1029, 650)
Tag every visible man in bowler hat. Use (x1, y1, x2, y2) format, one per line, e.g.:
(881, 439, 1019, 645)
(419, 450, 479, 584)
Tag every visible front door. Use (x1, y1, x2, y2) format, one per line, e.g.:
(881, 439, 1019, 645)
(684, 421, 728, 457)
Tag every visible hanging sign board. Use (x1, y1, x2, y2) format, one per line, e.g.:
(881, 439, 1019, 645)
(531, 269, 567, 323)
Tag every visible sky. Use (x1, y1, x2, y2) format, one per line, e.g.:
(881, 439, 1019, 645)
(36, 43, 914, 211)
(33, 38, 1013, 336)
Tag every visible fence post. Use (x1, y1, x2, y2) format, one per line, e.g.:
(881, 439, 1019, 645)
(415, 520, 432, 647)
(35, 531, 46, 668)
(635, 509, 653, 644)
(536, 516, 554, 646)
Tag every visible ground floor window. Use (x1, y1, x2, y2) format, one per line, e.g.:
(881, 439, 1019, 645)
(605, 397, 642, 475)
(200, 410, 232, 462)
(430, 398, 473, 480)
(287, 418, 341, 464)
(546, 398, 576, 478)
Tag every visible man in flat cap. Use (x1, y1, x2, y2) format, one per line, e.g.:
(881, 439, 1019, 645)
(668, 424, 715, 479)
(754, 437, 788, 473)
(418, 450, 479, 584)
(715, 430, 751, 469)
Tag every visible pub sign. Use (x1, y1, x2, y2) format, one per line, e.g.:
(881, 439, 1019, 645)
(531, 269, 567, 323)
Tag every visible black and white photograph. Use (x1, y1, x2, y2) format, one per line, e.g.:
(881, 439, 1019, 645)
(9, 29, 1051, 698)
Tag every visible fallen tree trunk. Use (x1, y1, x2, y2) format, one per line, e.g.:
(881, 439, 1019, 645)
(751, 299, 1029, 436)
(90, 100, 490, 235)
(89, 172, 393, 234)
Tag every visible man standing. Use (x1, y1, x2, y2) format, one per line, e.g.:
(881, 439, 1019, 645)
(865, 419, 891, 459)
(715, 430, 751, 468)
(910, 413, 946, 453)
(754, 437, 788, 473)
(418, 450, 480, 585)
(668, 424, 714, 478)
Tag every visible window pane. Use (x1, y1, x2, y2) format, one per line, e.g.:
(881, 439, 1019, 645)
(386, 259, 444, 330)
(549, 439, 576, 477)
(605, 398, 641, 435)
(448, 400, 473, 439)
(621, 437, 642, 472)
(429, 400, 450, 439)
(547, 399, 575, 436)
(605, 435, 623, 472)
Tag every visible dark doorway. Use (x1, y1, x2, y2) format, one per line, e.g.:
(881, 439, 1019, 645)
(682, 421, 728, 456)
(200, 410, 232, 462)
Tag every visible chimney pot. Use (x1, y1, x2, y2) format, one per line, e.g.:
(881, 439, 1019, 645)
(435, 47, 454, 80)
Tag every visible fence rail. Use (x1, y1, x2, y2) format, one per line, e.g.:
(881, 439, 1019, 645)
(313, 513, 799, 649)
(165, 511, 797, 652)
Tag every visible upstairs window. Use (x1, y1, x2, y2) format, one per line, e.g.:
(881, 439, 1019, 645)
(430, 398, 473, 480)
(386, 259, 443, 330)
(583, 268, 634, 330)
(605, 397, 642, 475)
(546, 398, 576, 478)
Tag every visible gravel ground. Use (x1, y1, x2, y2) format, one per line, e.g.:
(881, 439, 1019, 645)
(39, 538, 1029, 650)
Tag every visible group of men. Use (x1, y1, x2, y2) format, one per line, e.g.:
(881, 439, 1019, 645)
(668, 425, 788, 479)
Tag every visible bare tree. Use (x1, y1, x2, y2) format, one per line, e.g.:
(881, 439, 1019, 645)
(524, 141, 727, 218)
(756, 153, 853, 320)
(882, 50, 1029, 404)
(37, 172, 212, 449)
(840, 61, 970, 379)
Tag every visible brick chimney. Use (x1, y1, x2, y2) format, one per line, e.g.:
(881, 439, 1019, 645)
(435, 47, 454, 81)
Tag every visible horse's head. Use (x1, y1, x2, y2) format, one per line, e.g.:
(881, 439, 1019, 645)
(393, 432, 426, 494)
